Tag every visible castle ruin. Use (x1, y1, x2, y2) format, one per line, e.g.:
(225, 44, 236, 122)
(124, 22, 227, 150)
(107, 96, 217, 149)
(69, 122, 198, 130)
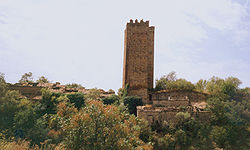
(122, 19, 210, 124)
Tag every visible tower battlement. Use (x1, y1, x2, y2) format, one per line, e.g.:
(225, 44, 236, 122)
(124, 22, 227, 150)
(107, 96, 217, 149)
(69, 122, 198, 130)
(126, 19, 154, 28)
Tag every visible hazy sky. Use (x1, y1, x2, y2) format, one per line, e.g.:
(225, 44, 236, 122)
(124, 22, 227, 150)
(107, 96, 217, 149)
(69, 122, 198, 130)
(0, 0, 250, 91)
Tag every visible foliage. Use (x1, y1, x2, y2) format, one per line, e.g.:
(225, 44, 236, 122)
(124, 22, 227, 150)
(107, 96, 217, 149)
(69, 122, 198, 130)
(60, 100, 152, 150)
(36, 76, 49, 83)
(40, 90, 85, 112)
(210, 126, 228, 148)
(47, 101, 78, 145)
(0, 90, 21, 134)
(155, 71, 176, 91)
(40, 88, 62, 115)
(65, 83, 84, 89)
(118, 83, 129, 100)
(13, 99, 37, 137)
(107, 89, 115, 93)
(124, 96, 143, 115)
(0, 137, 65, 150)
(195, 79, 207, 92)
(207, 97, 249, 149)
(102, 94, 120, 105)
(66, 92, 85, 110)
(0, 139, 35, 150)
(85, 88, 101, 101)
(0, 73, 8, 98)
(18, 72, 34, 84)
(155, 72, 195, 91)
(152, 112, 214, 150)
(0, 90, 50, 146)
(206, 76, 242, 100)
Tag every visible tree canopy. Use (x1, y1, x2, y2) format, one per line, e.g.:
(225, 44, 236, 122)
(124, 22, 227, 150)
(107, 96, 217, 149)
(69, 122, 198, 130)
(18, 72, 34, 84)
(155, 72, 195, 91)
(36, 76, 49, 83)
(65, 83, 84, 89)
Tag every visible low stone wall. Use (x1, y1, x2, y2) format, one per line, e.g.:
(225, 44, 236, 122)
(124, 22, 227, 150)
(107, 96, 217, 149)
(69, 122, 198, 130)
(137, 106, 210, 125)
(153, 100, 189, 107)
(10, 85, 42, 99)
(152, 90, 207, 103)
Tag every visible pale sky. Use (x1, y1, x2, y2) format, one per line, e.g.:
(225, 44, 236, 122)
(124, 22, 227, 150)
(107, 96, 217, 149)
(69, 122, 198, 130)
(0, 0, 250, 91)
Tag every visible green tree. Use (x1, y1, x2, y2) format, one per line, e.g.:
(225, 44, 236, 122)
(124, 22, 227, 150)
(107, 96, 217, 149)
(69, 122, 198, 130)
(153, 134, 176, 150)
(36, 76, 49, 83)
(225, 77, 242, 88)
(102, 94, 119, 105)
(221, 77, 241, 100)
(210, 126, 227, 149)
(117, 84, 129, 104)
(0, 73, 8, 98)
(195, 79, 207, 92)
(174, 112, 198, 150)
(66, 92, 85, 110)
(107, 89, 115, 93)
(13, 99, 37, 138)
(174, 129, 190, 150)
(47, 101, 78, 145)
(85, 88, 101, 101)
(155, 72, 195, 91)
(61, 100, 152, 150)
(206, 76, 224, 94)
(124, 96, 143, 115)
(65, 83, 84, 89)
(18, 72, 33, 84)
(206, 76, 227, 100)
(155, 71, 177, 91)
(234, 87, 250, 102)
(208, 97, 249, 149)
(170, 79, 195, 91)
(152, 111, 214, 150)
(0, 93, 50, 145)
(0, 90, 21, 133)
(206, 76, 243, 101)
(40, 88, 62, 115)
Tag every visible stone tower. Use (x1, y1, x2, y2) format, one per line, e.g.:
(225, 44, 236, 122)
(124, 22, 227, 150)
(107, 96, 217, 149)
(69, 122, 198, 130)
(122, 19, 155, 104)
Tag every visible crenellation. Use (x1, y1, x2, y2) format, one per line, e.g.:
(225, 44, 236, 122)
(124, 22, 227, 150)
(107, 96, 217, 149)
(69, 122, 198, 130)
(126, 19, 153, 28)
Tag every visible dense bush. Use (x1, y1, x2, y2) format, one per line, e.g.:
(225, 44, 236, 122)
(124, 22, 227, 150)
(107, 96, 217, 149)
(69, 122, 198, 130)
(124, 96, 143, 115)
(57, 100, 152, 149)
(102, 94, 119, 105)
(66, 92, 85, 109)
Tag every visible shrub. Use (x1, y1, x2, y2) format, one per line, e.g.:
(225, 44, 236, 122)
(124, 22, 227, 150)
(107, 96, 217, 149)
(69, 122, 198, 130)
(66, 92, 85, 110)
(102, 94, 119, 105)
(124, 96, 143, 116)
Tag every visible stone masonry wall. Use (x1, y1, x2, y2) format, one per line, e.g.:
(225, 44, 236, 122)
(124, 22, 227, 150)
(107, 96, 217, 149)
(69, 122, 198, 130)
(137, 106, 210, 125)
(122, 19, 154, 104)
(10, 85, 42, 99)
(152, 90, 207, 103)
(153, 100, 189, 107)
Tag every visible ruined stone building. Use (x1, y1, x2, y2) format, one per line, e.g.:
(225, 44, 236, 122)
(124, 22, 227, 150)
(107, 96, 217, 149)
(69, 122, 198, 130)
(122, 19, 209, 124)
(137, 90, 210, 124)
(10, 82, 114, 100)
